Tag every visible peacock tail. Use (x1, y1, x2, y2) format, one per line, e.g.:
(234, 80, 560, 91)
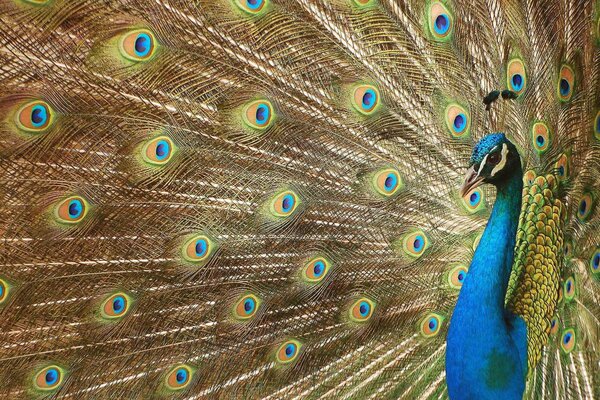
(0, 0, 598, 398)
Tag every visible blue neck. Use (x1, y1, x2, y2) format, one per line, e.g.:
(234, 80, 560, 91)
(463, 173, 523, 314)
(446, 170, 525, 399)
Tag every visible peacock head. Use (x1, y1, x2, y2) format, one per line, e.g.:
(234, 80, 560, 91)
(460, 133, 521, 196)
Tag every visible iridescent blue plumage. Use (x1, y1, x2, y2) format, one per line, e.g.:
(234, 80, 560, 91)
(447, 134, 527, 399)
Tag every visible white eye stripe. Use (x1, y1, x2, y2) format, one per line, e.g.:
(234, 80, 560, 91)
(490, 143, 509, 177)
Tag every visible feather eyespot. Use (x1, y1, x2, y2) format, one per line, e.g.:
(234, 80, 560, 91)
(243, 100, 274, 130)
(0, 278, 10, 305)
(594, 111, 600, 140)
(235, 0, 268, 14)
(234, 294, 261, 320)
(577, 193, 593, 222)
(15, 100, 54, 133)
(302, 257, 331, 283)
(101, 293, 132, 320)
(54, 196, 89, 224)
(349, 298, 375, 322)
(120, 29, 157, 62)
(165, 364, 193, 391)
(269, 190, 299, 217)
(445, 104, 470, 137)
(142, 136, 176, 166)
(550, 317, 559, 335)
(419, 313, 444, 338)
(554, 154, 568, 180)
(402, 230, 430, 258)
(33, 365, 65, 391)
(507, 59, 526, 95)
(563, 276, 576, 301)
(590, 248, 600, 274)
(447, 265, 467, 289)
(429, 2, 453, 40)
(557, 65, 575, 102)
(275, 339, 302, 364)
(532, 122, 551, 153)
(560, 328, 576, 353)
(372, 168, 402, 197)
(462, 188, 484, 213)
(182, 235, 215, 264)
(351, 85, 381, 115)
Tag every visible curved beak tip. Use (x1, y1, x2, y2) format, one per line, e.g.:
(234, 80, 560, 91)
(460, 166, 484, 197)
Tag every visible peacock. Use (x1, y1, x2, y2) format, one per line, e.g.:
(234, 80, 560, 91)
(0, 0, 599, 398)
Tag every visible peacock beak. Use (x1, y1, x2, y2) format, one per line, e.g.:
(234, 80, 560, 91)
(460, 165, 485, 197)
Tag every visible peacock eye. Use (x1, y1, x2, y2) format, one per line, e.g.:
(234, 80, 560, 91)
(233, 294, 261, 320)
(352, 85, 381, 115)
(349, 298, 375, 322)
(34, 365, 66, 391)
(101, 293, 132, 320)
(275, 339, 302, 364)
(54, 195, 89, 224)
(165, 364, 193, 390)
(269, 190, 299, 217)
(142, 136, 176, 166)
(557, 64, 575, 102)
(243, 100, 274, 130)
(235, 0, 268, 14)
(120, 29, 157, 62)
(301, 257, 331, 283)
(429, 2, 453, 40)
(181, 234, 216, 264)
(419, 313, 445, 338)
(560, 328, 576, 353)
(15, 100, 55, 133)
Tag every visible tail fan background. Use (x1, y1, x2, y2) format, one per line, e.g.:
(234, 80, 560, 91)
(0, 0, 598, 398)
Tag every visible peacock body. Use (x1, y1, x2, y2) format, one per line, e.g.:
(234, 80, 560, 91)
(0, 0, 599, 399)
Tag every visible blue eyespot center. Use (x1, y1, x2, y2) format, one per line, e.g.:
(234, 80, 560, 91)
(281, 194, 294, 213)
(155, 140, 170, 160)
(434, 14, 450, 35)
(551, 319, 556, 328)
(579, 200, 587, 214)
(413, 236, 424, 252)
(457, 271, 465, 281)
(195, 239, 208, 257)
(113, 296, 125, 314)
(593, 254, 600, 269)
(246, 0, 263, 10)
(384, 173, 397, 191)
(566, 281, 572, 292)
(428, 318, 438, 330)
(359, 301, 370, 317)
(31, 105, 48, 127)
(175, 369, 188, 384)
(453, 113, 466, 133)
(134, 33, 151, 57)
(558, 165, 565, 176)
(536, 135, 545, 146)
(255, 104, 269, 125)
(361, 89, 377, 111)
(243, 298, 255, 314)
(45, 368, 58, 385)
(469, 191, 480, 206)
(559, 79, 570, 96)
(313, 261, 324, 277)
(285, 343, 295, 357)
(511, 74, 523, 91)
(563, 332, 572, 344)
(68, 199, 83, 219)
